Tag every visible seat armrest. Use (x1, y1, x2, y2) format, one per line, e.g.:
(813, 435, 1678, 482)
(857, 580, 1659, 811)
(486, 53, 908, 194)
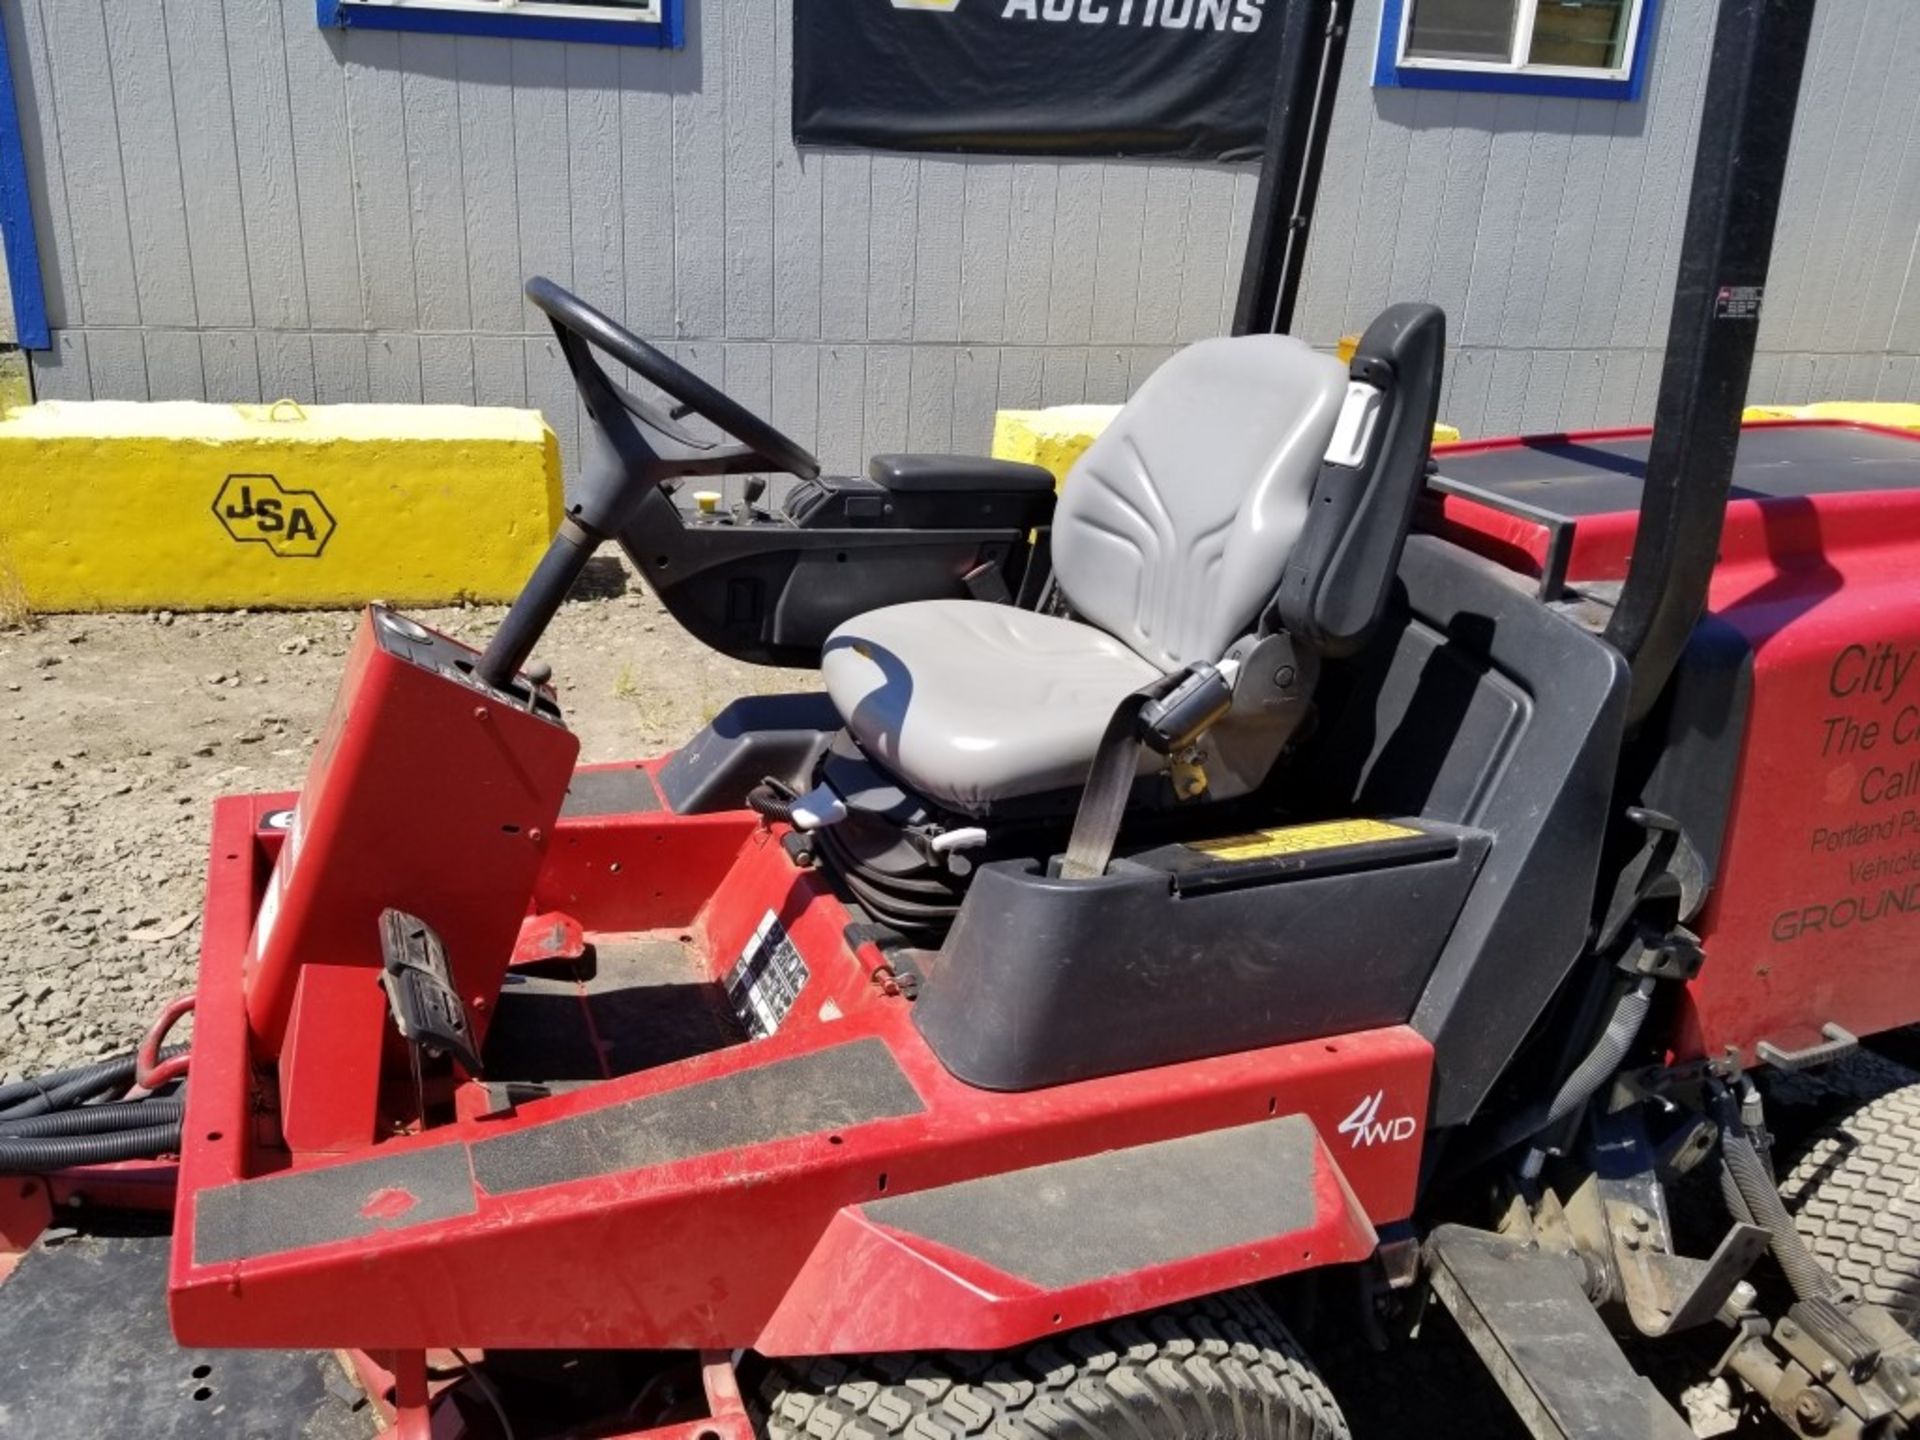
(1275, 303, 1446, 659)
(869, 453, 1058, 495)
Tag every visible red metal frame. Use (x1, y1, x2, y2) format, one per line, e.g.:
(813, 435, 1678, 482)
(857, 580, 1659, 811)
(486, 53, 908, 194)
(1433, 419, 1920, 1062)
(170, 774, 1429, 1355)
(245, 612, 579, 1153)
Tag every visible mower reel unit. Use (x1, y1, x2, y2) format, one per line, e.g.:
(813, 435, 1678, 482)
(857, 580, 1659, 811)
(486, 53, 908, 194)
(6, 1, 1920, 1437)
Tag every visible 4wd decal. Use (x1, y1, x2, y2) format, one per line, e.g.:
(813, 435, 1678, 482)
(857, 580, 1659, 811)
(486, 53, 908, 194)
(214, 474, 336, 559)
(1337, 1091, 1417, 1149)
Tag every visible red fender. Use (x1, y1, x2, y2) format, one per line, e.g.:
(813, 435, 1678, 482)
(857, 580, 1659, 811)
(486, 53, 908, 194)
(757, 1114, 1378, 1355)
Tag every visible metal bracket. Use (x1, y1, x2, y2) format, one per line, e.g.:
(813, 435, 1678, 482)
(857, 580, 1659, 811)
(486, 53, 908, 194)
(1609, 1209, 1771, 1338)
(1423, 473, 1577, 603)
(1756, 1023, 1859, 1074)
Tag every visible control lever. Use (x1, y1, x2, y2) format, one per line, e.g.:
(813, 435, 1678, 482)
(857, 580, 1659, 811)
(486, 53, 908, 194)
(522, 660, 553, 713)
(735, 474, 769, 526)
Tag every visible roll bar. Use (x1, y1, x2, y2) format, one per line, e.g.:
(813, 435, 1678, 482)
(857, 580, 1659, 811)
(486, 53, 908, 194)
(1604, 0, 1817, 725)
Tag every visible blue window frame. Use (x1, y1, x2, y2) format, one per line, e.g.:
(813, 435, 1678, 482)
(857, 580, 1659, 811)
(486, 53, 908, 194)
(1374, 0, 1657, 101)
(318, 0, 684, 49)
(0, 8, 49, 351)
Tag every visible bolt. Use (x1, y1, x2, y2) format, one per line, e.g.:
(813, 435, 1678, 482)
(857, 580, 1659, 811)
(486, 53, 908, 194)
(1631, 1210, 1652, 1232)
(1792, 1389, 1833, 1435)
(1274, 665, 1296, 688)
(1818, 1360, 1839, 1382)
(473, 706, 490, 721)
(1717, 1280, 1759, 1328)
(1622, 1231, 1641, 1251)
(1780, 1319, 1798, 1339)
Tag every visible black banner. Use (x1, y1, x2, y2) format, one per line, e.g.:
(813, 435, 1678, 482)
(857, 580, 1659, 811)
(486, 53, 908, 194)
(793, 0, 1289, 162)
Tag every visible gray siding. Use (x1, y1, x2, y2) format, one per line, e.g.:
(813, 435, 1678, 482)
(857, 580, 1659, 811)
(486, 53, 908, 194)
(1303, 0, 1920, 437)
(11, 0, 1920, 448)
(3, 0, 1254, 482)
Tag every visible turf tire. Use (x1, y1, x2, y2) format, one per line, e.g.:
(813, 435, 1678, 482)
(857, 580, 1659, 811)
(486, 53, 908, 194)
(1779, 1079, 1920, 1333)
(753, 1288, 1349, 1440)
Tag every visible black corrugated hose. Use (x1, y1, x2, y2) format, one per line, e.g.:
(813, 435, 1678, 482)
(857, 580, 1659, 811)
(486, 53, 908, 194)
(0, 1097, 186, 1139)
(0, 1045, 188, 1174)
(0, 1123, 185, 1173)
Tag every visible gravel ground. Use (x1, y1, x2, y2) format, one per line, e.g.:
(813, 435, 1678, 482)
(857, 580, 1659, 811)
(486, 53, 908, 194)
(0, 558, 809, 1083)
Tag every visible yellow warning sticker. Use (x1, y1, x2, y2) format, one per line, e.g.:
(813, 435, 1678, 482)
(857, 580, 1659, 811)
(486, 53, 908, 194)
(1186, 818, 1422, 862)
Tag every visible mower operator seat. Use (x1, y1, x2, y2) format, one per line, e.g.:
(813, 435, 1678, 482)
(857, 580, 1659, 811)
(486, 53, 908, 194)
(822, 304, 1446, 815)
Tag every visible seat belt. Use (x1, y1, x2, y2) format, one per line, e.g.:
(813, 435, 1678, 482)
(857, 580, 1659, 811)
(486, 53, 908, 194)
(1059, 672, 1185, 880)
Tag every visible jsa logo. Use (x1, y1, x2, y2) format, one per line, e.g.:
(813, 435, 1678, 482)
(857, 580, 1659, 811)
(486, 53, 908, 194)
(213, 473, 337, 559)
(1337, 1091, 1417, 1149)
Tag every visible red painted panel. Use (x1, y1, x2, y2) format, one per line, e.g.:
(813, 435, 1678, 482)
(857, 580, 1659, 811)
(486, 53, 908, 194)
(755, 1137, 1378, 1355)
(173, 802, 1432, 1353)
(1431, 423, 1920, 1060)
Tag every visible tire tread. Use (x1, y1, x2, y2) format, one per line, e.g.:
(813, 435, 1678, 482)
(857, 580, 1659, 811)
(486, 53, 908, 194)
(755, 1290, 1348, 1440)
(1780, 1078, 1920, 1330)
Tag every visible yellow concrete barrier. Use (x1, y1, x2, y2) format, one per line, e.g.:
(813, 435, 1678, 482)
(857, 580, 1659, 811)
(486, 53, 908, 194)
(0, 400, 561, 612)
(993, 405, 1461, 486)
(1744, 401, 1920, 430)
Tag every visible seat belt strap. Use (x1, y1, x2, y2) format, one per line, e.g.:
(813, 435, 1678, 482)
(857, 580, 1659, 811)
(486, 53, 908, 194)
(1059, 673, 1181, 880)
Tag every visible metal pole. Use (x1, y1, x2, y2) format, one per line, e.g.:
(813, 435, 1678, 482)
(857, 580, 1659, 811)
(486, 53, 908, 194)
(1231, 0, 1351, 337)
(1605, 0, 1817, 725)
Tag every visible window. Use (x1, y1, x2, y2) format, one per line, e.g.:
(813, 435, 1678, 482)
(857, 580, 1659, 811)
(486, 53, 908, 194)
(317, 0, 684, 48)
(1374, 0, 1656, 100)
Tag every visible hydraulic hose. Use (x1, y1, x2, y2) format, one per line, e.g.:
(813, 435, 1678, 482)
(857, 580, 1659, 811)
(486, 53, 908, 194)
(0, 1046, 187, 1123)
(0, 1097, 185, 1140)
(0, 1066, 130, 1122)
(0, 1050, 140, 1118)
(0, 1120, 183, 1175)
(1518, 976, 1659, 1178)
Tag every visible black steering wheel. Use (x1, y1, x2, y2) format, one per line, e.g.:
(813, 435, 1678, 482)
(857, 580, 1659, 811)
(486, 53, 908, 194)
(475, 279, 822, 690)
(525, 275, 820, 482)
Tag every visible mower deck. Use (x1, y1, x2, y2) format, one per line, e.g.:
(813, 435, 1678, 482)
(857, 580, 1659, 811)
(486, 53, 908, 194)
(0, 1230, 372, 1439)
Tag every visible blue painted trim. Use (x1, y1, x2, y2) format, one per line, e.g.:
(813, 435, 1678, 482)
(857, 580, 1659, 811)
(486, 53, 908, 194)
(1374, 0, 1657, 102)
(0, 12, 50, 351)
(318, 0, 682, 48)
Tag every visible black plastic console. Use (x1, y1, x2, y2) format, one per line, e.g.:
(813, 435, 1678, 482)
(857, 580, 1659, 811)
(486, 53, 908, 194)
(915, 821, 1490, 1091)
(617, 458, 1053, 667)
(912, 533, 1629, 1105)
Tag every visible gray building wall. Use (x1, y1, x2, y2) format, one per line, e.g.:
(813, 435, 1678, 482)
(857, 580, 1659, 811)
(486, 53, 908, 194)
(7, 0, 1920, 456)
(2, 0, 1255, 483)
(1302, 0, 1920, 438)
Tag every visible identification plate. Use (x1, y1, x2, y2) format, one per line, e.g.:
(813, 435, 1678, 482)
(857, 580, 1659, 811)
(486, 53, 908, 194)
(725, 910, 811, 1039)
(1186, 818, 1421, 862)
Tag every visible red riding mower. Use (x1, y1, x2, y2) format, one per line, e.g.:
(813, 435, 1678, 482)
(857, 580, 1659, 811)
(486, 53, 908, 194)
(4, 3, 1920, 1437)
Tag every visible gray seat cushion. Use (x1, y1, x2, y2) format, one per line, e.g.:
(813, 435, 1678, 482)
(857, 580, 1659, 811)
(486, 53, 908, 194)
(822, 601, 1159, 813)
(824, 334, 1347, 812)
(1053, 334, 1348, 670)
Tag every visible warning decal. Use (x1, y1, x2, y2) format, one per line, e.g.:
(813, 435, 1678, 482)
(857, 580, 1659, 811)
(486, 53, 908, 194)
(725, 910, 812, 1039)
(1186, 818, 1422, 862)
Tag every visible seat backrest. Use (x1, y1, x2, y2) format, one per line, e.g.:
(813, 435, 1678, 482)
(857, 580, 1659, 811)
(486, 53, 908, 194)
(1052, 334, 1347, 672)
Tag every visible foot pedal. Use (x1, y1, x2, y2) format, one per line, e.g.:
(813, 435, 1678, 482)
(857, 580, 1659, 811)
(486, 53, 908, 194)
(1426, 1224, 1694, 1440)
(378, 908, 483, 1075)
